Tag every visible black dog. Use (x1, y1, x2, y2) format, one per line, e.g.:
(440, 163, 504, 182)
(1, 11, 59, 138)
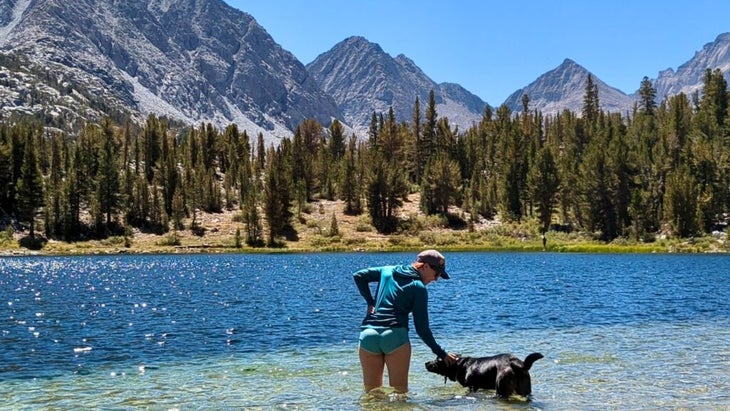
(425, 352, 543, 398)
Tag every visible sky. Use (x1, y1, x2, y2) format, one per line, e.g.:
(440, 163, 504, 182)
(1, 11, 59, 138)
(226, 1, 730, 105)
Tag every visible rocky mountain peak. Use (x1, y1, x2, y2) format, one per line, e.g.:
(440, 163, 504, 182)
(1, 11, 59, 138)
(653, 32, 730, 103)
(306, 36, 486, 135)
(503, 58, 635, 116)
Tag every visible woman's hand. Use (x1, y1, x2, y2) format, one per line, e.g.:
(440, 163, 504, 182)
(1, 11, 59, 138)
(443, 352, 459, 365)
(367, 305, 375, 314)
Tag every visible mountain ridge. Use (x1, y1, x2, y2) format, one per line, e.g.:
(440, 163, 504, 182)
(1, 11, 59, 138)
(0, 0, 729, 139)
(652, 32, 730, 103)
(0, 0, 340, 143)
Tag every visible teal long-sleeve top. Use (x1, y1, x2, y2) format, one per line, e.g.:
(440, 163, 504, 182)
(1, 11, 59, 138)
(353, 264, 447, 359)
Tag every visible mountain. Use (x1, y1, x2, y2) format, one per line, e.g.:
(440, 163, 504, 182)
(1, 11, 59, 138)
(505, 34, 730, 117)
(306, 36, 487, 135)
(653, 32, 730, 103)
(2, 0, 729, 138)
(503, 59, 636, 116)
(0, 0, 340, 143)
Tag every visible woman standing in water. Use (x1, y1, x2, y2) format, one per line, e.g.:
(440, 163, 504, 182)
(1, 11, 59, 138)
(353, 249, 458, 394)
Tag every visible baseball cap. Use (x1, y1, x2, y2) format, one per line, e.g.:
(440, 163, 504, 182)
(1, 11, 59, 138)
(416, 249, 450, 279)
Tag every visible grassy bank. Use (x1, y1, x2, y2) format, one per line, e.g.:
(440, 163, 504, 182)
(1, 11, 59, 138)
(1, 198, 727, 256)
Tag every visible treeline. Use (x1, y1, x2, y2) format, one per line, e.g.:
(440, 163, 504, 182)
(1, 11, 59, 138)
(1, 69, 729, 247)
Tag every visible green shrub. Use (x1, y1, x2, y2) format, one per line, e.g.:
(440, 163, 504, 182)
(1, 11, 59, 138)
(388, 235, 406, 246)
(101, 236, 126, 246)
(343, 237, 366, 245)
(355, 216, 373, 232)
(0, 227, 13, 244)
(158, 234, 181, 246)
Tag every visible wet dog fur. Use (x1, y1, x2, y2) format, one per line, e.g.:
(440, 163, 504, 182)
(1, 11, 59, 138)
(425, 352, 543, 398)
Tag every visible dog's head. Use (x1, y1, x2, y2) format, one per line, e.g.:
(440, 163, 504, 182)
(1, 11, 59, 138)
(424, 356, 461, 383)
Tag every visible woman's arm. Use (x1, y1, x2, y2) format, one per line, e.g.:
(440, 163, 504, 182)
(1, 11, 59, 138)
(353, 267, 381, 306)
(412, 286, 447, 359)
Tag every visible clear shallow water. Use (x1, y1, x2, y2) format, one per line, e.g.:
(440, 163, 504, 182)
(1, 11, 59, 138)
(1, 252, 729, 410)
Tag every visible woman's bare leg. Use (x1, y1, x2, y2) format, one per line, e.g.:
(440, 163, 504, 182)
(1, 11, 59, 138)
(384, 342, 412, 393)
(359, 348, 385, 392)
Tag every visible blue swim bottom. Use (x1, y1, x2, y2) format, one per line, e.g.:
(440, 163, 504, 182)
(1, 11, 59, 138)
(359, 327, 409, 355)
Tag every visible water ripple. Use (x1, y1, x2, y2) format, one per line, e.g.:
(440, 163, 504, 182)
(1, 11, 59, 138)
(1, 253, 729, 409)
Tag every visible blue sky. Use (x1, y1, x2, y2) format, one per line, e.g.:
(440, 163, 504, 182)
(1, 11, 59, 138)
(226, 1, 730, 105)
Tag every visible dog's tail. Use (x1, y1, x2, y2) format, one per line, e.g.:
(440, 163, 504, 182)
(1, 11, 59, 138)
(523, 352, 544, 371)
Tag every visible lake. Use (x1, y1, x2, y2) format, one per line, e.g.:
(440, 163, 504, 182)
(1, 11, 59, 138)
(1, 252, 729, 410)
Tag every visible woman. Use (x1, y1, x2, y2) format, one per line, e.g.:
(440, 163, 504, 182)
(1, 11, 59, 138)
(353, 249, 458, 393)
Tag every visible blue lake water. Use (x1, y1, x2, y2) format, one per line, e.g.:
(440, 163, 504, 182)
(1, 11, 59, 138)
(1, 252, 729, 410)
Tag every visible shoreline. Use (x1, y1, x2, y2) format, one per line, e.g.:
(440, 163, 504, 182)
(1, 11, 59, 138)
(1, 235, 726, 257)
(2, 196, 727, 257)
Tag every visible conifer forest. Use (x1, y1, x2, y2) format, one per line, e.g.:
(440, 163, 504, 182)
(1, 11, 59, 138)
(1, 70, 729, 248)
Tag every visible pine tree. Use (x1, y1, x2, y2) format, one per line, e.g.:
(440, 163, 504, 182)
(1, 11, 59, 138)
(96, 119, 121, 231)
(412, 96, 423, 183)
(143, 115, 163, 183)
(291, 119, 322, 202)
(171, 184, 185, 230)
(664, 165, 698, 237)
(528, 146, 560, 231)
(577, 127, 617, 240)
(0, 133, 12, 212)
(318, 131, 334, 200)
(329, 119, 345, 161)
(263, 143, 292, 245)
(160, 129, 179, 216)
(255, 132, 266, 176)
(638, 76, 657, 115)
(15, 132, 44, 238)
(494, 105, 525, 222)
(64, 144, 83, 238)
(420, 153, 462, 216)
(423, 90, 438, 163)
(44, 133, 65, 237)
(582, 74, 600, 128)
(242, 183, 263, 246)
(340, 135, 362, 215)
